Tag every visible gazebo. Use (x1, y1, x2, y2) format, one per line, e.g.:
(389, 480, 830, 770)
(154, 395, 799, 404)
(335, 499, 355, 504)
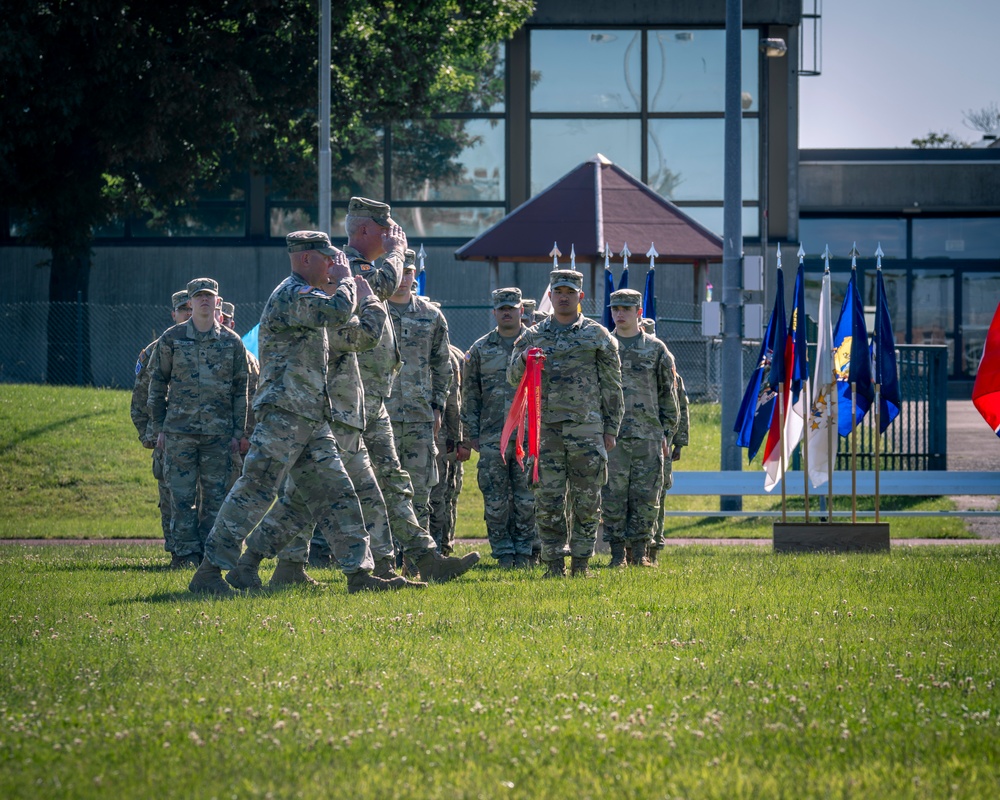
(454, 154, 724, 307)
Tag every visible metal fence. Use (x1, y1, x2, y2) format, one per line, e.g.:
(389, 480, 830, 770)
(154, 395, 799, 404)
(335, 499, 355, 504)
(0, 301, 947, 469)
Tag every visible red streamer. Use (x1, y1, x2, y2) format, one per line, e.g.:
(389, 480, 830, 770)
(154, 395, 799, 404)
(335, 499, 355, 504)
(500, 347, 545, 482)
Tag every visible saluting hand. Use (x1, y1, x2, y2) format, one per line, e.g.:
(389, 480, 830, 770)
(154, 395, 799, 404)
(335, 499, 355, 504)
(382, 222, 408, 256)
(327, 250, 351, 283)
(354, 275, 374, 302)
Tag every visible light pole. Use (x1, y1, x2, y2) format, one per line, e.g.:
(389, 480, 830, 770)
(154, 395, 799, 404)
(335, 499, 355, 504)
(318, 0, 331, 236)
(759, 37, 787, 273)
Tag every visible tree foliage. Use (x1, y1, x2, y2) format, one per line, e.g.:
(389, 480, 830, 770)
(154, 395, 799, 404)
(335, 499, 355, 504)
(962, 102, 1000, 136)
(910, 131, 970, 150)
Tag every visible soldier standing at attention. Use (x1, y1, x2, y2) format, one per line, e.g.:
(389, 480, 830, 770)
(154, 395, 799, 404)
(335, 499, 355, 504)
(603, 291, 679, 568)
(429, 341, 465, 555)
(130, 289, 193, 567)
(508, 270, 624, 578)
(341, 198, 479, 582)
(650, 366, 690, 565)
(148, 278, 249, 568)
(190, 231, 405, 596)
(384, 249, 454, 533)
(462, 288, 537, 568)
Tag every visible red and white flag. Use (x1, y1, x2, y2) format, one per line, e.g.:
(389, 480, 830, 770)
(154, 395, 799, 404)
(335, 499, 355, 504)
(501, 348, 545, 481)
(972, 300, 1000, 438)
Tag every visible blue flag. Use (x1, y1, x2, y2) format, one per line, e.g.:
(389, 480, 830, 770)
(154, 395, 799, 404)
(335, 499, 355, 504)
(833, 270, 874, 435)
(242, 323, 259, 360)
(416, 269, 426, 297)
(642, 269, 656, 325)
(617, 266, 629, 290)
(735, 266, 786, 462)
(873, 269, 901, 432)
(788, 263, 808, 404)
(602, 267, 615, 330)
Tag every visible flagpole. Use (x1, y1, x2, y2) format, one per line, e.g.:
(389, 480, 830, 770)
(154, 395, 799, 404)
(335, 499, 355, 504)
(873, 244, 885, 524)
(778, 382, 787, 523)
(851, 382, 858, 524)
(798, 246, 810, 523)
(827, 364, 835, 524)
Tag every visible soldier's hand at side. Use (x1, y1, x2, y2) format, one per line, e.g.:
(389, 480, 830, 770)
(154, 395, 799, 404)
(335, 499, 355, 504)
(142, 437, 156, 450)
(382, 222, 408, 256)
(156, 432, 165, 450)
(672, 445, 683, 462)
(354, 275, 374, 302)
(327, 250, 351, 283)
(433, 409, 442, 436)
(456, 445, 472, 462)
(240, 437, 250, 455)
(604, 433, 617, 452)
(230, 437, 240, 455)
(470, 437, 480, 452)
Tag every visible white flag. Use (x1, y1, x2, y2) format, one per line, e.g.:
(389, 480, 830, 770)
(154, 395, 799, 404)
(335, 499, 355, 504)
(537, 284, 553, 315)
(808, 271, 835, 488)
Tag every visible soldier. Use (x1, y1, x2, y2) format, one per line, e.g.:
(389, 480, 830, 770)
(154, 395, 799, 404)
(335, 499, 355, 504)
(603, 291, 679, 568)
(384, 248, 454, 534)
(463, 287, 536, 568)
(508, 269, 624, 578)
(130, 288, 193, 567)
(147, 278, 249, 567)
(520, 298, 538, 328)
(429, 342, 465, 555)
(650, 369, 690, 565)
(190, 231, 409, 596)
(341, 198, 479, 583)
(219, 301, 257, 490)
(220, 301, 236, 329)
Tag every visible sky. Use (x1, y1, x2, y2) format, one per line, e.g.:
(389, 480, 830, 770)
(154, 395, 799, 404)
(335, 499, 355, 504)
(798, 1, 1000, 149)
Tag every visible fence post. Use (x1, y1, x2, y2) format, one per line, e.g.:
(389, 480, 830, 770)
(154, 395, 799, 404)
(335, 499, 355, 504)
(927, 345, 948, 470)
(76, 290, 84, 386)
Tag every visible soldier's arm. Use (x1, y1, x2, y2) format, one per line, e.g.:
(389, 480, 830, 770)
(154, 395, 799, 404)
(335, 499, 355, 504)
(129, 344, 155, 446)
(363, 252, 404, 302)
(231, 338, 249, 442)
(657, 345, 680, 443)
(674, 373, 690, 448)
(429, 314, 453, 412)
(147, 337, 174, 436)
(328, 297, 387, 353)
(596, 333, 625, 436)
(506, 330, 533, 387)
(461, 347, 483, 444)
(288, 278, 358, 329)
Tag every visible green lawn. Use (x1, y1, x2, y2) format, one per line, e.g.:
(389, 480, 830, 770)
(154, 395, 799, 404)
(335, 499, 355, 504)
(0, 384, 970, 541)
(1, 544, 997, 798)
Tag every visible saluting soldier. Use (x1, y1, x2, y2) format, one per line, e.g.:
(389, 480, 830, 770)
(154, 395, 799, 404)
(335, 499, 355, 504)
(462, 287, 536, 568)
(603, 291, 679, 567)
(508, 269, 624, 578)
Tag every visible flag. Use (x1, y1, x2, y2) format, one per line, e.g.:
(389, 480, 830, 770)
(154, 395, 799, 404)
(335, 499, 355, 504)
(602, 267, 615, 329)
(416, 268, 426, 297)
(242, 323, 259, 360)
(735, 266, 785, 462)
(807, 271, 836, 488)
(832, 271, 874, 436)
(642, 268, 656, 324)
(765, 264, 807, 491)
(617, 265, 629, 290)
(760, 269, 790, 490)
(537, 285, 553, 316)
(501, 348, 545, 481)
(972, 299, 1000, 437)
(873, 269, 901, 432)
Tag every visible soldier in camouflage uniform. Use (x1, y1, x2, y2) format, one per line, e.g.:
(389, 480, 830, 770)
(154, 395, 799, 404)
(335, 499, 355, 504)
(147, 278, 249, 566)
(130, 289, 193, 566)
(190, 231, 414, 596)
(651, 368, 690, 564)
(384, 249, 453, 534)
(339, 198, 479, 583)
(429, 342, 465, 555)
(463, 287, 536, 568)
(508, 269, 624, 578)
(219, 301, 257, 490)
(521, 298, 538, 328)
(603, 291, 679, 568)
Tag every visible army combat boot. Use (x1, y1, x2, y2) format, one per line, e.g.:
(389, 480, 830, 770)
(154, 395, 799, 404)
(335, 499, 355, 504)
(373, 557, 427, 589)
(629, 541, 652, 567)
(543, 557, 566, 579)
(608, 541, 627, 569)
(415, 551, 481, 583)
(269, 559, 319, 588)
(226, 548, 263, 590)
(570, 556, 592, 578)
(346, 571, 420, 594)
(189, 558, 232, 596)
(647, 546, 660, 566)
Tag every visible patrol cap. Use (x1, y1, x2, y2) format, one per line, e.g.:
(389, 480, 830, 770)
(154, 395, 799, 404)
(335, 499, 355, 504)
(640, 317, 657, 334)
(403, 248, 416, 271)
(549, 269, 584, 291)
(187, 277, 219, 296)
(492, 287, 522, 309)
(610, 288, 642, 307)
(286, 230, 337, 255)
(521, 298, 537, 313)
(347, 196, 392, 227)
(221, 301, 235, 318)
(171, 290, 190, 310)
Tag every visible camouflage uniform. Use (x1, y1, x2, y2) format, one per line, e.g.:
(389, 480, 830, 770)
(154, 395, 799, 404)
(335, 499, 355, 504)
(343, 243, 440, 562)
(508, 272, 624, 565)
(227, 349, 259, 490)
(201, 257, 373, 576)
(653, 371, 690, 555)
(384, 291, 453, 531)
(429, 343, 465, 554)
(131, 337, 174, 553)
(603, 291, 679, 551)
(269, 297, 412, 567)
(147, 300, 249, 561)
(463, 317, 536, 561)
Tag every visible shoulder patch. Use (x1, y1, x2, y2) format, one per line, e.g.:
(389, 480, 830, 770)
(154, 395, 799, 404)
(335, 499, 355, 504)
(135, 357, 143, 376)
(298, 285, 330, 298)
(464, 350, 472, 362)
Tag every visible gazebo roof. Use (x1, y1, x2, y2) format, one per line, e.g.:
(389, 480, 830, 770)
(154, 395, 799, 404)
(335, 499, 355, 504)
(455, 154, 723, 263)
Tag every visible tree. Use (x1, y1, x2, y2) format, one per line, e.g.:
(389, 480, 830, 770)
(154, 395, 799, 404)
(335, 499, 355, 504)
(0, 0, 533, 383)
(963, 102, 1000, 136)
(910, 131, 970, 150)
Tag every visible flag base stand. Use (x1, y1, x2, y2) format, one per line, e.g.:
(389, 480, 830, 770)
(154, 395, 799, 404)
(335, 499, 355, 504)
(772, 522, 890, 553)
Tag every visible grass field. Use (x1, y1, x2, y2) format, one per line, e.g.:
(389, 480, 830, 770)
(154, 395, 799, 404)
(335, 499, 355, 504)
(1, 543, 998, 798)
(0, 384, 969, 541)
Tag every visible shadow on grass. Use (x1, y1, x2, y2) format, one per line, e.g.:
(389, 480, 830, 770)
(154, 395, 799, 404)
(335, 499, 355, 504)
(0, 409, 114, 455)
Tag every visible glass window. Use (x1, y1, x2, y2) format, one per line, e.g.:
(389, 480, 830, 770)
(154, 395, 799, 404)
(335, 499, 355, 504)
(913, 218, 1000, 260)
(133, 206, 246, 238)
(269, 206, 317, 238)
(798, 218, 907, 261)
(648, 29, 759, 112)
(863, 268, 908, 340)
(392, 119, 505, 202)
(390, 206, 506, 239)
(531, 30, 642, 112)
(961, 271, 1000, 376)
(530, 119, 642, 196)
(677, 205, 758, 239)
(912, 267, 955, 373)
(647, 118, 757, 201)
